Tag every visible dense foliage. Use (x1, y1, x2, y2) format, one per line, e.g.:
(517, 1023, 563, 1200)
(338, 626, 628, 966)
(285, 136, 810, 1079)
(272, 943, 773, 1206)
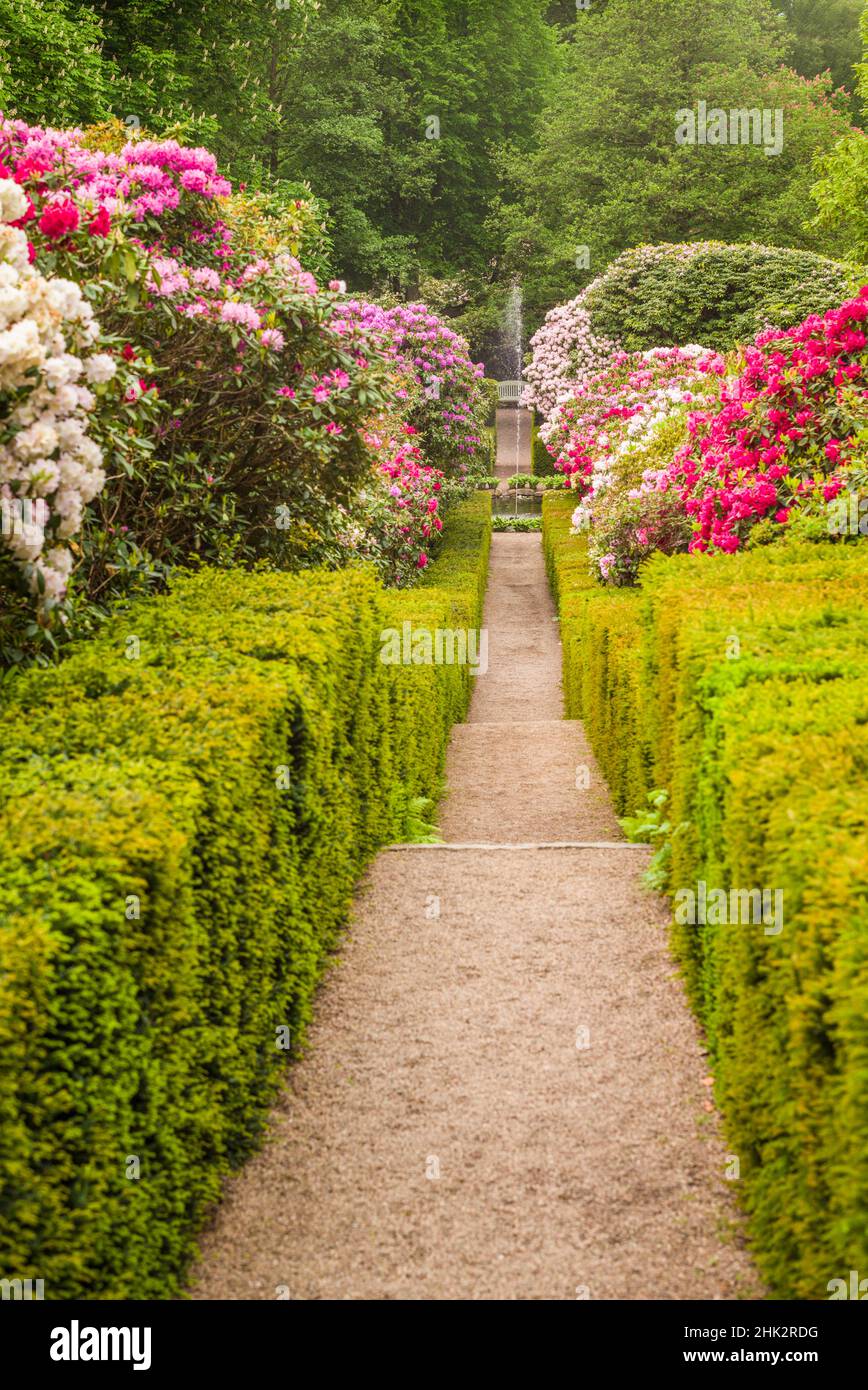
(0, 0, 558, 297)
(810, 4, 868, 263)
(534, 283, 868, 583)
(494, 0, 857, 342)
(3, 0, 865, 357)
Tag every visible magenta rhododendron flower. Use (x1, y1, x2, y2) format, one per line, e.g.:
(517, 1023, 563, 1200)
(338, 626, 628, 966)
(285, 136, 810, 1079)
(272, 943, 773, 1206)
(38, 196, 79, 240)
(88, 206, 111, 237)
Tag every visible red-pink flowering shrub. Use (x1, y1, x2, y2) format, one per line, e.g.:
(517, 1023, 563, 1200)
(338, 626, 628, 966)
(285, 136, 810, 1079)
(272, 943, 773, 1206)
(657, 288, 868, 554)
(569, 290, 868, 587)
(336, 422, 446, 586)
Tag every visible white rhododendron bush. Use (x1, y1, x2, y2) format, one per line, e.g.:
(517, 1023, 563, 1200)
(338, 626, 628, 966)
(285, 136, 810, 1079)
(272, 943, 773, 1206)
(0, 182, 111, 611)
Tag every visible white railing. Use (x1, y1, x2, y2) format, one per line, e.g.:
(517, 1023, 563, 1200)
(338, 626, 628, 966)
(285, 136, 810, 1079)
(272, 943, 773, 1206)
(497, 380, 525, 403)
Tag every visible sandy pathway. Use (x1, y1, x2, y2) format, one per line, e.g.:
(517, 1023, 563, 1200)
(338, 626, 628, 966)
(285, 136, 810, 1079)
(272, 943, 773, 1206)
(495, 406, 533, 479)
(189, 535, 760, 1300)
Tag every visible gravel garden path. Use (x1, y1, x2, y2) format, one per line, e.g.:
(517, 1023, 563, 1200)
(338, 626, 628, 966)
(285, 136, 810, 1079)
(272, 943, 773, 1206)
(190, 527, 760, 1300)
(495, 405, 533, 480)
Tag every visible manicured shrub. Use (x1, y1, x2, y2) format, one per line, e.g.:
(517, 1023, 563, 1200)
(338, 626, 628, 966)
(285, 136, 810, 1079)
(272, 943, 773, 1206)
(542, 494, 647, 814)
(583, 242, 857, 359)
(492, 516, 541, 532)
(480, 376, 499, 427)
(543, 488, 868, 1296)
(524, 241, 856, 424)
(532, 429, 557, 476)
(0, 493, 491, 1299)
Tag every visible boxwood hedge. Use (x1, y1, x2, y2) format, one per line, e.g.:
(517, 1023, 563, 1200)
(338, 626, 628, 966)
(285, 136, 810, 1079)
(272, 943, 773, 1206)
(0, 494, 491, 1299)
(582, 242, 858, 357)
(543, 491, 868, 1298)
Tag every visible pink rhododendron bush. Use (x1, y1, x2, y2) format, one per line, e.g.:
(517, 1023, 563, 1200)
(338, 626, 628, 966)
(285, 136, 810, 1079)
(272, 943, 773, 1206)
(0, 117, 481, 661)
(334, 419, 447, 587)
(334, 298, 489, 473)
(541, 345, 719, 491)
(661, 290, 868, 555)
(522, 294, 619, 420)
(554, 289, 868, 586)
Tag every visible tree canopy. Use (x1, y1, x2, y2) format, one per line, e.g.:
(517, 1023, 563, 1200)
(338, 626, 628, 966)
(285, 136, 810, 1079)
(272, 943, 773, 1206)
(0, 0, 864, 354)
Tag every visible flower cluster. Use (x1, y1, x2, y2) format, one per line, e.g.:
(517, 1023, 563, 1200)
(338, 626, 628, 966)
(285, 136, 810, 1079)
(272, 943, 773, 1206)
(522, 295, 619, 421)
(0, 118, 485, 656)
(545, 345, 718, 497)
(338, 421, 446, 585)
(0, 119, 231, 224)
(0, 195, 109, 607)
(656, 290, 868, 554)
(334, 299, 487, 471)
(0, 118, 333, 369)
(522, 239, 853, 428)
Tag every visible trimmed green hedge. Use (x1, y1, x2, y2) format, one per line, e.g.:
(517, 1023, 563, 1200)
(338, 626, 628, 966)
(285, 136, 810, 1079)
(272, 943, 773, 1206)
(531, 415, 557, 476)
(543, 495, 648, 815)
(0, 495, 491, 1299)
(543, 492, 868, 1298)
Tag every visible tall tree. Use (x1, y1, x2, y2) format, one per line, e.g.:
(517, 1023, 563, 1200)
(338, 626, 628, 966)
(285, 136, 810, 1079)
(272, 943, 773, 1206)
(810, 2, 868, 263)
(780, 0, 864, 102)
(495, 0, 854, 335)
(0, 0, 117, 125)
(67, 0, 558, 294)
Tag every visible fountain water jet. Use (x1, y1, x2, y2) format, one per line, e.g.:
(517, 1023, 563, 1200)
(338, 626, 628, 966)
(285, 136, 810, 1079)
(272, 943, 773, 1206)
(503, 281, 524, 514)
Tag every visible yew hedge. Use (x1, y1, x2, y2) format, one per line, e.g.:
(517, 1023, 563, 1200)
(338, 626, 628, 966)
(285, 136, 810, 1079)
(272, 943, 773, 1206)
(0, 494, 491, 1299)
